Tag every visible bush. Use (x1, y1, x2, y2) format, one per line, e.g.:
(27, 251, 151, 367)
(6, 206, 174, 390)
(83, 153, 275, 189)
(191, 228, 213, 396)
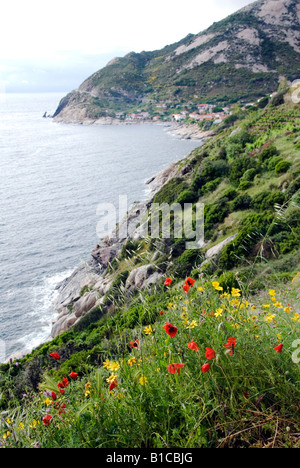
(204, 202, 229, 230)
(267, 156, 283, 171)
(286, 176, 300, 198)
(231, 194, 252, 211)
(259, 145, 279, 162)
(218, 271, 240, 292)
(251, 191, 285, 211)
(154, 178, 188, 204)
(238, 181, 252, 191)
(241, 168, 257, 182)
(229, 156, 258, 186)
(198, 177, 222, 197)
(173, 249, 203, 277)
(274, 160, 292, 175)
(177, 189, 197, 205)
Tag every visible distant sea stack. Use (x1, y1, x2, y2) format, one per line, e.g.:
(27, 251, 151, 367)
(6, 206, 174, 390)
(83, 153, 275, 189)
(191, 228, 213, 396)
(53, 0, 300, 124)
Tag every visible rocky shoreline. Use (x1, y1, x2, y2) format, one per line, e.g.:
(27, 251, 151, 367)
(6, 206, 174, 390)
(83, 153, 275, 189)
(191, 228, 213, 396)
(49, 159, 184, 338)
(53, 112, 215, 141)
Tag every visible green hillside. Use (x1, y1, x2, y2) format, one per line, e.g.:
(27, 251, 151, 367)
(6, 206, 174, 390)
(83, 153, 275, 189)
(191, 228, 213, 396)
(1, 86, 299, 448)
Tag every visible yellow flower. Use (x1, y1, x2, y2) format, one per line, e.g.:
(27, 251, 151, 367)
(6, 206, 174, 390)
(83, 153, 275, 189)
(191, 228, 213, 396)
(106, 374, 118, 383)
(251, 305, 257, 311)
(156, 368, 160, 372)
(232, 323, 241, 329)
(6, 418, 12, 425)
(103, 360, 111, 369)
(284, 307, 292, 313)
(2, 432, 10, 439)
(29, 420, 39, 429)
(182, 306, 187, 312)
(277, 333, 282, 341)
(139, 376, 148, 386)
(109, 362, 120, 371)
(215, 308, 223, 317)
(231, 288, 241, 297)
(44, 398, 52, 407)
(18, 422, 24, 431)
(144, 325, 153, 335)
(262, 304, 270, 308)
(185, 320, 198, 329)
(198, 287, 204, 292)
(269, 290, 276, 296)
(274, 302, 283, 308)
(264, 313, 276, 323)
(127, 357, 136, 366)
(212, 281, 223, 291)
(292, 313, 300, 322)
(271, 296, 276, 303)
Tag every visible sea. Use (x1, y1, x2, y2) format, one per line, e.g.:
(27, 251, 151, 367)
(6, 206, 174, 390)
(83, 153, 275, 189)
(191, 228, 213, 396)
(0, 92, 200, 361)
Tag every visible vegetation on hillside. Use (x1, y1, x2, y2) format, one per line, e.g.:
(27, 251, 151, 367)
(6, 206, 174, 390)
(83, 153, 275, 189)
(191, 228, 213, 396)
(1, 88, 299, 448)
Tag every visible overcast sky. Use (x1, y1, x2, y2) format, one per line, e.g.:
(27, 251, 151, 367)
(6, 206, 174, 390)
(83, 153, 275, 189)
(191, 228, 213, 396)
(0, 0, 255, 93)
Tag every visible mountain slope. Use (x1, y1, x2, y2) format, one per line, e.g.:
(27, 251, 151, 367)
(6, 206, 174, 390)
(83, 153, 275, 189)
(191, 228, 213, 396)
(53, 0, 300, 122)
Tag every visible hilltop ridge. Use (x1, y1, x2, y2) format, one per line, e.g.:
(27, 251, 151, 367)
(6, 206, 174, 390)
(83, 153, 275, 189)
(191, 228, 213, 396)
(53, 0, 300, 123)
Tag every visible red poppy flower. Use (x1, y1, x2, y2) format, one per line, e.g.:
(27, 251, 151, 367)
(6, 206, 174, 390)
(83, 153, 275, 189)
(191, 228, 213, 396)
(201, 363, 210, 373)
(163, 322, 178, 338)
(224, 337, 237, 356)
(243, 392, 250, 399)
(50, 352, 61, 360)
(69, 372, 78, 380)
(51, 392, 57, 401)
(167, 363, 185, 375)
(42, 415, 52, 426)
(164, 278, 173, 286)
(158, 311, 164, 315)
(62, 377, 69, 387)
(57, 377, 69, 389)
(129, 339, 139, 348)
(274, 343, 283, 353)
(205, 347, 215, 360)
(59, 389, 65, 395)
(188, 341, 199, 352)
(185, 277, 195, 287)
(183, 284, 190, 294)
(109, 379, 118, 391)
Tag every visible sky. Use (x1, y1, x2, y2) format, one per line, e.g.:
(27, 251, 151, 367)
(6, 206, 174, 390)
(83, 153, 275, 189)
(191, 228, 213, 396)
(0, 0, 255, 93)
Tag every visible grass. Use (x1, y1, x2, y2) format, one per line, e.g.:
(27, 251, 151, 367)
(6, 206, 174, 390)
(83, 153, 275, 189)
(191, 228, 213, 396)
(1, 274, 299, 448)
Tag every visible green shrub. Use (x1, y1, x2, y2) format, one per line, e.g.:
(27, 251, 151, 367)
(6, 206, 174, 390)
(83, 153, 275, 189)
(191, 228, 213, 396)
(204, 202, 229, 230)
(173, 249, 203, 277)
(218, 271, 240, 292)
(274, 160, 292, 175)
(198, 177, 222, 197)
(229, 156, 258, 186)
(259, 145, 279, 162)
(267, 156, 283, 171)
(177, 189, 197, 205)
(231, 194, 252, 211)
(251, 191, 285, 211)
(241, 168, 257, 182)
(153, 178, 188, 204)
(238, 181, 252, 191)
